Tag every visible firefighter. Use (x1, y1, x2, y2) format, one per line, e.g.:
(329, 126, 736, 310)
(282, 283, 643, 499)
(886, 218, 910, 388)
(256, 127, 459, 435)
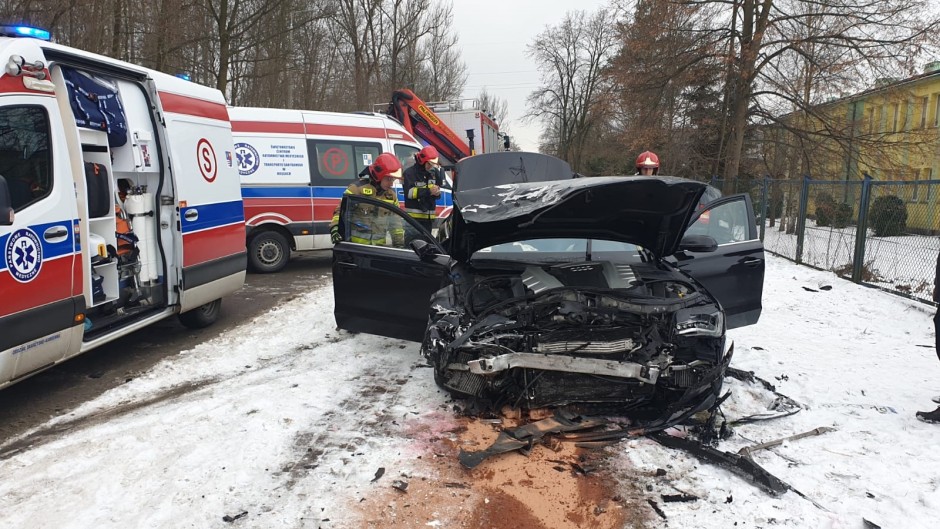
(330, 152, 406, 247)
(635, 151, 660, 176)
(403, 145, 444, 232)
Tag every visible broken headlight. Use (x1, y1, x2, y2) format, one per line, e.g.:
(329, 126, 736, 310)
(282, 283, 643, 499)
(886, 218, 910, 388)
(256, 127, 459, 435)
(676, 310, 724, 337)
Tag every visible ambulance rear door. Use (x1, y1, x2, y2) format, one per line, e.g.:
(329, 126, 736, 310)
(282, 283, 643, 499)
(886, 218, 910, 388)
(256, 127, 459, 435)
(0, 37, 83, 384)
(154, 75, 245, 311)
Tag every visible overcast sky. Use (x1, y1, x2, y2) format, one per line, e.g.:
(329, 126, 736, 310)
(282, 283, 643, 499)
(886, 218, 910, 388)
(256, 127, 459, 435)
(450, 0, 615, 152)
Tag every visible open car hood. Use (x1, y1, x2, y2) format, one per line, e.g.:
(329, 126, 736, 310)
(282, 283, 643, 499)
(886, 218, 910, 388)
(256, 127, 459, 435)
(448, 158, 707, 260)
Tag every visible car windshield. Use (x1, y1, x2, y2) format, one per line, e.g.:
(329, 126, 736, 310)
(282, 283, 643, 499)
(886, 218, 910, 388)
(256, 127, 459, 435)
(472, 238, 644, 263)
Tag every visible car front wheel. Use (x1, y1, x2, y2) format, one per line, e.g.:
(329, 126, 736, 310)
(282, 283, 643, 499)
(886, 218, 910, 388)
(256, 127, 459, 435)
(248, 230, 290, 273)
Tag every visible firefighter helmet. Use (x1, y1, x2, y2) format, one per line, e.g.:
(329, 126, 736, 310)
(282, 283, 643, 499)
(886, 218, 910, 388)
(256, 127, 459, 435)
(368, 152, 403, 184)
(635, 151, 660, 174)
(415, 145, 440, 166)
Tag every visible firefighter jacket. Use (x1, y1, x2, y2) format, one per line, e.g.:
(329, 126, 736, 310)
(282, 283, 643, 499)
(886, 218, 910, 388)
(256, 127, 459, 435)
(402, 164, 443, 221)
(330, 178, 405, 247)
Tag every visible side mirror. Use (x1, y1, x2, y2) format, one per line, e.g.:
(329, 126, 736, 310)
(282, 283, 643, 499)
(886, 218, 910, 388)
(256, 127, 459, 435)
(409, 239, 453, 267)
(410, 239, 437, 260)
(679, 234, 718, 253)
(0, 175, 14, 226)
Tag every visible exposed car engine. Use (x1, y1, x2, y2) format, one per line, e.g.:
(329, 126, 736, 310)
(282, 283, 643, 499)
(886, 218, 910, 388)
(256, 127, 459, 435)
(422, 260, 728, 413)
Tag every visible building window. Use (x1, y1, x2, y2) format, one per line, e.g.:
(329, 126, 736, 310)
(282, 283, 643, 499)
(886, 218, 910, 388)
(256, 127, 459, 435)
(920, 96, 929, 128)
(892, 103, 899, 132)
(935, 95, 940, 127)
(867, 108, 875, 134)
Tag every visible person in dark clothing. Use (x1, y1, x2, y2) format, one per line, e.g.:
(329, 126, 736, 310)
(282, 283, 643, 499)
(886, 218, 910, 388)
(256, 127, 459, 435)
(916, 250, 940, 423)
(402, 146, 444, 232)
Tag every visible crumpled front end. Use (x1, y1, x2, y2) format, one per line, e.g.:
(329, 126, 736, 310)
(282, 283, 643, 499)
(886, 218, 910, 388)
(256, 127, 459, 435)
(422, 262, 731, 417)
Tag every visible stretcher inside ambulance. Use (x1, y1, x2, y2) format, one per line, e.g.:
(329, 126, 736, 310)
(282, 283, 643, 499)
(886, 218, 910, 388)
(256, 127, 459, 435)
(0, 28, 245, 389)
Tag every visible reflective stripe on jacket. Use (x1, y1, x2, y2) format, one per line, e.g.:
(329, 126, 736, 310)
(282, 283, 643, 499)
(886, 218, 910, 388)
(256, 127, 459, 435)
(402, 164, 442, 219)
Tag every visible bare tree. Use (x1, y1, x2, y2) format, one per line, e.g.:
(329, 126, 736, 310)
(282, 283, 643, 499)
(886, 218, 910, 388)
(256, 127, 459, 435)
(607, 0, 722, 178)
(0, 0, 466, 115)
(691, 0, 940, 191)
(526, 8, 618, 172)
(477, 87, 509, 126)
(412, 0, 466, 101)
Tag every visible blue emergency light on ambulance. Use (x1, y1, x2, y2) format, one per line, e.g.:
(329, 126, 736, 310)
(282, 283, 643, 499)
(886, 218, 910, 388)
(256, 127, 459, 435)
(0, 25, 51, 40)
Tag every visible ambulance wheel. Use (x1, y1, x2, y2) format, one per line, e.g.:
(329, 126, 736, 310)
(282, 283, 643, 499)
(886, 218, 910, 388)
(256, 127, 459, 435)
(248, 231, 290, 273)
(178, 299, 222, 329)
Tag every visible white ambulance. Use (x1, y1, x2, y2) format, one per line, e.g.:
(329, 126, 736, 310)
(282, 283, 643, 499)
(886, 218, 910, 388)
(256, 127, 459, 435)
(229, 107, 438, 273)
(0, 27, 246, 389)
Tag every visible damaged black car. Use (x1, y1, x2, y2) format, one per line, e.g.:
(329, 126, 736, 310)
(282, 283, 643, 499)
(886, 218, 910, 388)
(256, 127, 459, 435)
(331, 152, 764, 423)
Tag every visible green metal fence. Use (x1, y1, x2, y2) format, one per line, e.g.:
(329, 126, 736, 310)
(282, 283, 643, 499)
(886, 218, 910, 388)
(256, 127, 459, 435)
(711, 176, 940, 305)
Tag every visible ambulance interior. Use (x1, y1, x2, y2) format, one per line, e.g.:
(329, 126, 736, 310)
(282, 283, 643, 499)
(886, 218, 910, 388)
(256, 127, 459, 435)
(50, 64, 169, 336)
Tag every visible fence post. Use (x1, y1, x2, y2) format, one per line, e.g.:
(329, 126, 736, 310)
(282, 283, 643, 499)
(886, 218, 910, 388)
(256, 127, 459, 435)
(760, 176, 769, 241)
(852, 175, 873, 283)
(795, 176, 810, 264)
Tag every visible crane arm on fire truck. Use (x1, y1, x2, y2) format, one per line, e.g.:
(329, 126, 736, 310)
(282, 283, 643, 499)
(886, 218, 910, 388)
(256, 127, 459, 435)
(386, 89, 471, 165)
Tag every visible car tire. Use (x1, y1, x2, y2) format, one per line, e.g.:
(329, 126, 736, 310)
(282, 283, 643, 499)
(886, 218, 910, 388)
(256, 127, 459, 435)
(248, 230, 290, 273)
(178, 299, 222, 329)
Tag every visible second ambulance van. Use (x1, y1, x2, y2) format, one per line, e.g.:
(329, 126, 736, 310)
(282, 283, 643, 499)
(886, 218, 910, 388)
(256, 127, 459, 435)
(230, 107, 452, 273)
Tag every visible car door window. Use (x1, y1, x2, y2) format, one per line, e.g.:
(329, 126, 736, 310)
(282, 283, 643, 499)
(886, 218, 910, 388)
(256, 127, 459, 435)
(341, 194, 436, 248)
(0, 106, 52, 211)
(686, 197, 754, 245)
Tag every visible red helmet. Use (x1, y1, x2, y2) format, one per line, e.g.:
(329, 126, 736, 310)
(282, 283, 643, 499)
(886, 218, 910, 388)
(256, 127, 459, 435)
(415, 145, 440, 165)
(369, 152, 403, 183)
(636, 151, 660, 173)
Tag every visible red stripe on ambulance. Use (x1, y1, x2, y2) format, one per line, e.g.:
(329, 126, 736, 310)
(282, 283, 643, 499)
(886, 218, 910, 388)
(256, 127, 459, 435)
(304, 123, 386, 138)
(159, 92, 230, 122)
(182, 223, 245, 268)
(231, 121, 305, 134)
(0, 256, 75, 318)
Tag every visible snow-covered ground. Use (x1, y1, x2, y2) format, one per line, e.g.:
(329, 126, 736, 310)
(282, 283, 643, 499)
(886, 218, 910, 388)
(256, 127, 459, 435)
(1, 256, 938, 528)
(763, 218, 939, 302)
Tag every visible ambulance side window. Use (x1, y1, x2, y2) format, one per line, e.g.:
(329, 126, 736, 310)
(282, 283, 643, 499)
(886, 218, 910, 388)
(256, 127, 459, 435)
(308, 140, 382, 184)
(394, 144, 419, 170)
(0, 106, 52, 211)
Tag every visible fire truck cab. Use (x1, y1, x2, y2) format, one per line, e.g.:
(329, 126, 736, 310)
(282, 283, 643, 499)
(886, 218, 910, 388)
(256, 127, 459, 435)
(230, 107, 442, 273)
(0, 28, 246, 389)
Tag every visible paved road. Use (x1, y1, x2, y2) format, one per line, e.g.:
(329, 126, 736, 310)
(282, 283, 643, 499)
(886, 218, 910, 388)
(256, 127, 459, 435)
(0, 251, 333, 442)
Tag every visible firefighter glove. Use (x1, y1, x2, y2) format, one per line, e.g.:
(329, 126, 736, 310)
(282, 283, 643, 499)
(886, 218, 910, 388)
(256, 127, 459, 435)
(330, 225, 342, 244)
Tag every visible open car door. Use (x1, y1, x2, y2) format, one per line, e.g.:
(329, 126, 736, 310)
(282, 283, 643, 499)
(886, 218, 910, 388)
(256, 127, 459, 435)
(671, 193, 764, 329)
(331, 195, 447, 342)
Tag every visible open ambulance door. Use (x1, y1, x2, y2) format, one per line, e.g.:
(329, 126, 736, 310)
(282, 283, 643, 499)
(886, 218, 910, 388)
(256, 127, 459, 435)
(154, 76, 246, 316)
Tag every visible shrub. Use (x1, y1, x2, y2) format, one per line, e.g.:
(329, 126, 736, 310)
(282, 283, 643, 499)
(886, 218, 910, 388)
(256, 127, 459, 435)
(815, 193, 852, 228)
(816, 202, 833, 226)
(831, 202, 854, 228)
(868, 195, 907, 236)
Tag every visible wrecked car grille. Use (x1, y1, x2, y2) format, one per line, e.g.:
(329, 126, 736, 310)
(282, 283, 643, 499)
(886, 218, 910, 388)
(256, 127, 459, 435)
(536, 339, 637, 355)
(535, 326, 641, 355)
